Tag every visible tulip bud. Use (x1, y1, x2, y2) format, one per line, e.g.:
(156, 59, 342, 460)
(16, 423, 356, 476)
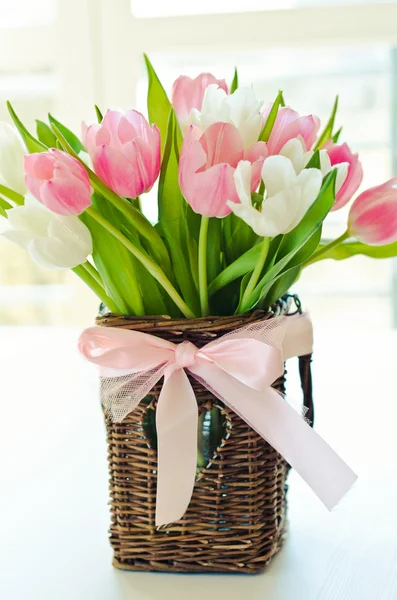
(24, 149, 92, 216)
(0, 193, 93, 269)
(348, 177, 397, 245)
(0, 122, 26, 195)
(265, 107, 320, 155)
(82, 109, 160, 199)
(179, 122, 267, 218)
(189, 85, 263, 149)
(227, 157, 323, 237)
(325, 142, 363, 211)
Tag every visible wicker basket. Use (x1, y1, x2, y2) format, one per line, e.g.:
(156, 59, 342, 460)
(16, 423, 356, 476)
(97, 305, 313, 574)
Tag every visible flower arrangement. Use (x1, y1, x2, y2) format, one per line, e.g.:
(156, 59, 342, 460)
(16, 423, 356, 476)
(3, 56, 381, 574)
(1, 56, 397, 319)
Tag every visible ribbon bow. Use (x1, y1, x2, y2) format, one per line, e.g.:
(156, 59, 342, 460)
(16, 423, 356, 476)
(79, 314, 357, 526)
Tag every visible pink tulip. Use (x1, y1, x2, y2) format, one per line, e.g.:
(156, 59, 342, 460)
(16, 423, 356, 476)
(348, 177, 397, 245)
(172, 73, 228, 129)
(24, 149, 92, 216)
(82, 109, 160, 198)
(264, 106, 320, 155)
(179, 122, 267, 217)
(325, 142, 363, 211)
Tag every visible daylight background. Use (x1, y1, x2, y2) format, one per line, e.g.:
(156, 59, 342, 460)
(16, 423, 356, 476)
(1, 0, 397, 328)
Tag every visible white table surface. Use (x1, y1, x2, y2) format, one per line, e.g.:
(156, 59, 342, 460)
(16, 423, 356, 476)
(1, 323, 396, 600)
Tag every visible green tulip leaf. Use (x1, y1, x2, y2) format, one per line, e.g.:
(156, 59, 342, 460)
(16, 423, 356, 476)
(240, 170, 336, 311)
(306, 149, 321, 169)
(262, 265, 303, 308)
(230, 67, 239, 93)
(144, 53, 171, 155)
(258, 90, 285, 142)
(209, 243, 262, 297)
(332, 126, 342, 143)
(207, 217, 222, 284)
(311, 239, 397, 262)
(158, 109, 200, 314)
(258, 227, 322, 308)
(7, 101, 47, 153)
(314, 95, 338, 150)
(95, 105, 103, 123)
(222, 212, 258, 265)
(0, 184, 24, 206)
(36, 120, 57, 148)
(48, 114, 85, 154)
(0, 196, 12, 216)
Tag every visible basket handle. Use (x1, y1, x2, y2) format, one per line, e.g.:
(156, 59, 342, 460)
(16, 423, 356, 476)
(298, 354, 314, 427)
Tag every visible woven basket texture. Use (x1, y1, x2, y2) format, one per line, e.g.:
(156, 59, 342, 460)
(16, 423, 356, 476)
(97, 306, 313, 574)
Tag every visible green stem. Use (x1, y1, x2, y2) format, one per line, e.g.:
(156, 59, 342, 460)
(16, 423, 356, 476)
(90, 178, 171, 274)
(130, 197, 142, 211)
(239, 237, 270, 312)
(305, 230, 350, 266)
(73, 264, 120, 313)
(86, 206, 196, 318)
(82, 261, 104, 287)
(83, 260, 144, 317)
(198, 216, 210, 316)
(0, 184, 24, 205)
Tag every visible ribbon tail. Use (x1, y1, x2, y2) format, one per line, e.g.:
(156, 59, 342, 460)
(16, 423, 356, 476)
(155, 367, 198, 527)
(191, 363, 357, 510)
(283, 312, 313, 359)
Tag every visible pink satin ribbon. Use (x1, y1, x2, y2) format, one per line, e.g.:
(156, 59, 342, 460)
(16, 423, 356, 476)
(78, 313, 357, 526)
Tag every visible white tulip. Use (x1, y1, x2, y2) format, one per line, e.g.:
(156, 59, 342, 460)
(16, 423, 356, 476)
(227, 156, 323, 237)
(279, 138, 348, 194)
(189, 84, 262, 148)
(0, 194, 92, 269)
(0, 122, 26, 195)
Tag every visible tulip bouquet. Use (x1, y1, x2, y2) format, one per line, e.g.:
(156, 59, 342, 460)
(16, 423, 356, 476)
(1, 56, 397, 320)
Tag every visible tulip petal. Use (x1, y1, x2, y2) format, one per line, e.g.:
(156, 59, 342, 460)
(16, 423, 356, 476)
(2, 228, 35, 249)
(6, 203, 50, 238)
(261, 155, 298, 197)
(233, 161, 252, 205)
(227, 200, 270, 237)
(172, 73, 228, 129)
(295, 168, 323, 219)
(25, 153, 54, 180)
(279, 138, 312, 174)
(48, 216, 93, 256)
(83, 109, 161, 198)
(244, 142, 268, 190)
(123, 110, 155, 145)
(82, 122, 101, 157)
(186, 163, 238, 217)
(348, 177, 397, 245)
(199, 122, 244, 168)
(244, 141, 268, 165)
(179, 128, 208, 196)
(101, 110, 124, 147)
(267, 108, 320, 155)
(39, 178, 92, 216)
(326, 143, 363, 211)
(260, 190, 297, 236)
(28, 236, 88, 269)
(93, 145, 138, 198)
(227, 87, 263, 147)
